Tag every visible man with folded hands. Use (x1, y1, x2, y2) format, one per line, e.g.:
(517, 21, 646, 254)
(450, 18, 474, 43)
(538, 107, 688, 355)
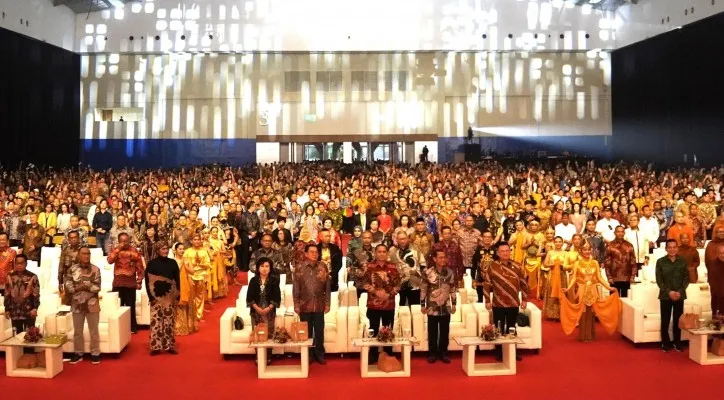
(293, 244, 331, 364)
(361, 244, 401, 363)
(420, 249, 457, 364)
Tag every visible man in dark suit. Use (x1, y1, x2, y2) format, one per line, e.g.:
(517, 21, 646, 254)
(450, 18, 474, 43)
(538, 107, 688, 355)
(318, 229, 343, 292)
(354, 205, 371, 231)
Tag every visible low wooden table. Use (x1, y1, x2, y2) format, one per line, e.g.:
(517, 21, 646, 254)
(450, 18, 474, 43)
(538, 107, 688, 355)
(686, 328, 724, 366)
(249, 339, 314, 379)
(351, 338, 414, 378)
(454, 336, 524, 376)
(1, 334, 67, 379)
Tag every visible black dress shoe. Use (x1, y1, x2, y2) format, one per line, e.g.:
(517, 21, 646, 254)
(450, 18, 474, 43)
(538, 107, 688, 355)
(439, 355, 451, 364)
(427, 355, 437, 363)
(672, 343, 684, 352)
(167, 348, 178, 355)
(661, 343, 671, 353)
(150, 350, 161, 356)
(316, 356, 327, 365)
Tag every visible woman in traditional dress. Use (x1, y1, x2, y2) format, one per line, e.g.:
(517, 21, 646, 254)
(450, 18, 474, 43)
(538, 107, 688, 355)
(524, 219, 546, 299)
(536, 227, 556, 301)
(508, 220, 528, 264)
(209, 226, 228, 298)
(542, 236, 569, 320)
(561, 242, 620, 342)
(200, 229, 218, 303)
(224, 227, 241, 286)
(173, 243, 195, 336)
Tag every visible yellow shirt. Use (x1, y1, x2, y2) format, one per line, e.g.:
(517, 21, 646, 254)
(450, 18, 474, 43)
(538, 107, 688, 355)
(588, 199, 602, 210)
(38, 212, 57, 233)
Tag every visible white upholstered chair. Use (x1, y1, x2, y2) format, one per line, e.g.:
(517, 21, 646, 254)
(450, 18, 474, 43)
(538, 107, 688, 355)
(620, 282, 712, 344)
(45, 291, 131, 354)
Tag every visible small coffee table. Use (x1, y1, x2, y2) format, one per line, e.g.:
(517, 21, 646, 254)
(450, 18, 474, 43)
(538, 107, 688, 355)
(249, 339, 314, 379)
(686, 328, 724, 366)
(454, 336, 525, 376)
(351, 338, 414, 378)
(1, 333, 67, 379)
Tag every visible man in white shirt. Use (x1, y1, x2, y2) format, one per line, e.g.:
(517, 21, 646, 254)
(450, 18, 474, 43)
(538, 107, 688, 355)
(624, 213, 648, 267)
(554, 213, 577, 249)
(595, 207, 621, 243)
(198, 197, 219, 227)
(638, 205, 660, 253)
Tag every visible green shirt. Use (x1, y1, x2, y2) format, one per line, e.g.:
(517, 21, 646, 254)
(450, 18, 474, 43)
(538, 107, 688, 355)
(655, 255, 689, 301)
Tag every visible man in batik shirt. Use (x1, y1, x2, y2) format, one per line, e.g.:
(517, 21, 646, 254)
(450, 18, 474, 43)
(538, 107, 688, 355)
(410, 217, 435, 259)
(59, 231, 82, 304)
(421, 249, 457, 364)
(65, 246, 102, 365)
(389, 231, 425, 306)
(22, 213, 45, 262)
(472, 230, 496, 303)
(0, 233, 17, 297)
(293, 245, 331, 364)
(437, 201, 458, 235)
(686, 204, 707, 248)
(62, 215, 88, 250)
(3, 254, 40, 334)
(582, 220, 606, 266)
(347, 231, 374, 300)
(457, 215, 482, 277)
(604, 226, 637, 298)
(428, 226, 463, 286)
(1, 203, 23, 247)
(362, 244, 401, 363)
(108, 232, 144, 333)
(249, 233, 285, 275)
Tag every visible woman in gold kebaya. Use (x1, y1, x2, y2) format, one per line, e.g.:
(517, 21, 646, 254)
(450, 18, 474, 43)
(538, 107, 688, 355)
(561, 242, 620, 342)
(542, 236, 569, 320)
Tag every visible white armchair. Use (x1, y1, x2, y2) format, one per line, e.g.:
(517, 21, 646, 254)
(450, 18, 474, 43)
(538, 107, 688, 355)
(0, 295, 12, 346)
(411, 290, 477, 353)
(473, 301, 542, 352)
(45, 292, 131, 354)
(136, 289, 151, 326)
(220, 299, 270, 356)
(620, 282, 712, 344)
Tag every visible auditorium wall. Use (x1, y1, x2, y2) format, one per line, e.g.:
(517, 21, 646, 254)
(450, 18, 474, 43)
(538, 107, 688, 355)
(81, 50, 611, 168)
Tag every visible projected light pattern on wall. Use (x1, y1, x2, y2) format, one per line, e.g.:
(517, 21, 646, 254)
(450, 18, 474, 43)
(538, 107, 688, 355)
(81, 51, 611, 142)
(77, 0, 620, 53)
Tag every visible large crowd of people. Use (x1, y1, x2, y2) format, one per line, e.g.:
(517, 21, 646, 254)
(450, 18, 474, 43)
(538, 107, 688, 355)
(2, 159, 724, 364)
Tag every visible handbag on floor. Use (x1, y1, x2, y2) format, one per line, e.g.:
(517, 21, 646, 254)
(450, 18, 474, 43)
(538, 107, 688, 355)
(16, 354, 38, 369)
(712, 338, 724, 356)
(378, 352, 402, 373)
(234, 316, 244, 330)
(517, 313, 530, 327)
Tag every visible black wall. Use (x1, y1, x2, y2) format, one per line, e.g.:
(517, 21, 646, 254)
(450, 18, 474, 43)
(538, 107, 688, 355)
(611, 12, 724, 166)
(0, 27, 80, 168)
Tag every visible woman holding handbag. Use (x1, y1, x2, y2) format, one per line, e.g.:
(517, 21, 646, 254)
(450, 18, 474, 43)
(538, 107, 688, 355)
(247, 257, 281, 365)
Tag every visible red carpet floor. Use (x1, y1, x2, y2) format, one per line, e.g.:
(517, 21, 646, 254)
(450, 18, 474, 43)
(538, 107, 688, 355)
(3, 273, 723, 400)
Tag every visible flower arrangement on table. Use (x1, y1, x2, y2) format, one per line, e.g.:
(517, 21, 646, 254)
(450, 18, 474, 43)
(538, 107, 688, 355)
(481, 324, 500, 342)
(377, 326, 396, 343)
(272, 327, 292, 344)
(707, 315, 724, 331)
(23, 327, 43, 343)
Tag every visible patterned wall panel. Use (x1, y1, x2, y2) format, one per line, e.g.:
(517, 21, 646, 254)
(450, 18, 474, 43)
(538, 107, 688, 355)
(81, 51, 611, 141)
